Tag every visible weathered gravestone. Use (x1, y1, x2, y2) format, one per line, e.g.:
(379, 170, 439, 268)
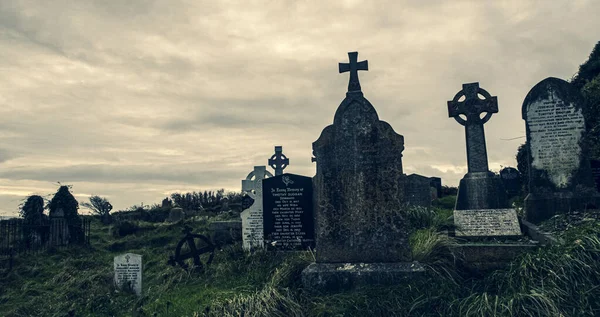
(166, 207, 185, 223)
(447, 82, 508, 210)
(430, 177, 443, 199)
(114, 253, 142, 296)
(522, 77, 600, 223)
(268, 146, 289, 176)
(262, 173, 314, 250)
(500, 167, 522, 198)
(448, 83, 519, 238)
(241, 166, 273, 250)
(405, 174, 433, 208)
(302, 52, 423, 290)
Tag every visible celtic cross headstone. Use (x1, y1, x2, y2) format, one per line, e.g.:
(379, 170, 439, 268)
(240, 166, 273, 250)
(268, 146, 289, 176)
(447, 82, 508, 210)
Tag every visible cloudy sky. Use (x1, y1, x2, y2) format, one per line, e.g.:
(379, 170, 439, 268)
(0, 0, 598, 216)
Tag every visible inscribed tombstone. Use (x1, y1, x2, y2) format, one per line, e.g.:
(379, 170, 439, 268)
(405, 174, 432, 208)
(262, 174, 314, 250)
(454, 209, 521, 237)
(114, 253, 142, 296)
(240, 166, 272, 250)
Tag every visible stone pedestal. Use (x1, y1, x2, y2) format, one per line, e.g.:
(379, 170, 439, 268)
(302, 262, 424, 291)
(455, 172, 508, 210)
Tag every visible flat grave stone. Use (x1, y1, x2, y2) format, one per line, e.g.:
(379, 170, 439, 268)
(454, 209, 521, 237)
(114, 253, 142, 296)
(262, 173, 314, 250)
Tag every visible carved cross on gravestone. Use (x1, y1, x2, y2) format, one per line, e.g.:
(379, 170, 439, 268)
(448, 82, 498, 173)
(339, 51, 368, 92)
(242, 166, 273, 199)
(268, 146, 289, 176)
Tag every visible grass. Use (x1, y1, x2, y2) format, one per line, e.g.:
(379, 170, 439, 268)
(1, 206, 600, 316)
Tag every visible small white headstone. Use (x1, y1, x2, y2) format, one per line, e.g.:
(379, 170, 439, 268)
(241, 166, 272, 250)
(114, 253, 142, 296)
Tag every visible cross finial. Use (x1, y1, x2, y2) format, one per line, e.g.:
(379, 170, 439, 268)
(268, 146, 289, 176)
(339, 52, 368, 92)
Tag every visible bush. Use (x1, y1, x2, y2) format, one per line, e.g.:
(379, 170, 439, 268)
(432, 195, 456, 210)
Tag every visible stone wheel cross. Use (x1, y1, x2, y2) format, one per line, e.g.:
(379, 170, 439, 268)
(242, 166, 273, 199)
(168, 227, 215, 271)
(268, 146, 289, 176)
(447, 82, 498, 173)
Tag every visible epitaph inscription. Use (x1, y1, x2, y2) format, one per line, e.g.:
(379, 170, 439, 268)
(527, 91, 585, 188)
(114, 253, 142, 296)
(454, 209, 521, 237)
(240, 166, 272, 250)
(263, 174, 314, 250)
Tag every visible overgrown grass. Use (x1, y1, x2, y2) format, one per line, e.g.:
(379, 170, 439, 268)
(2, 207, 600, 316)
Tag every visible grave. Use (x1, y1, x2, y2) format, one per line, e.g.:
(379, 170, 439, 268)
(240, 166, 272, 250)
(447, 82, 508, 210)
(268, 146, 289, 176)
(114, 253, 142, 296)
(447, 83, 519, 238)
(430, 177, 443, 199)
(302, 52, 423, 291)
(405, 174, 433, 208)
(499, 167, 522, 198)
(262, 173, 314, 250)
(166, 207, 185, 223)
(522, 77, 600, 223)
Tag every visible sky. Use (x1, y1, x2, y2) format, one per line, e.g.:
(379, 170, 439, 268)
(0, 0, 598, 217)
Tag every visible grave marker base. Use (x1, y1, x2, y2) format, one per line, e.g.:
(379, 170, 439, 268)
(455, 172, 508, 210)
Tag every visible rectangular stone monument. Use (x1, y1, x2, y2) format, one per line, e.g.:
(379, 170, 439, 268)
(522, 77, 600, 223)
(262, 173, 314, 251)
(302, 52, 423, 291)
(405, 174, 433, 208)
(114, 253, 142, 296)
(240, 166, 272, 250)
(454, 209, 521, 237)
(430, 177, 442, 199)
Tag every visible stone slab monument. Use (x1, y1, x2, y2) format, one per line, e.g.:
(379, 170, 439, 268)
(268, 146, 289, 176)
(302, 52, 423, 291)
(405, 174, 433, 208)
(522, 77, 599, 223)
(240, 166, 273, 250)
(114, 253, 142, 296)
(499, 167, 522, 198)
(448, 83, 519, 238)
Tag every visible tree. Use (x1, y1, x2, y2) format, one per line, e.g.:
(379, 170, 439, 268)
(19, 195, 45, 224)
(81, 195, 113, 217)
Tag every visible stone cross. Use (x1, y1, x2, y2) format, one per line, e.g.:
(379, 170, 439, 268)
(268, 146, 289, 176)
(339, 52, 368, 92)
(447, 82, 498, 173)
(242, 166, 273, 199)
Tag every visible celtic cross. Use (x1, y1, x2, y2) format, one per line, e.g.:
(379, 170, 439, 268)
(241, 166, 273, 199)
(268, 146, 289, 176)
(447, 82, 498, 173)
(339, 52, 368, 92)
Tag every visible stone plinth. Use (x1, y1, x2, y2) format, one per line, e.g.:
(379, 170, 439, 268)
(455, 172, 509, 210)
(302, 262, 425, 291)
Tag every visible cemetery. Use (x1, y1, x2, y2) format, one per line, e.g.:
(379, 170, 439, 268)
(0, 44, 600, 316)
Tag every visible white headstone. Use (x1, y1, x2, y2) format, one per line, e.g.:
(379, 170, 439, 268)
(240, 166, 272, 250)
(114, 253, 142, 296)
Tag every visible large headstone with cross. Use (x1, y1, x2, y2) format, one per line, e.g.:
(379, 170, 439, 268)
(522, 77, 599, 223)
(448, 82, 508, 210)
(240, 166, 273, 250)
(302, 52, 423, 291)
(448, 83, 519, 238)
(114, 253, 142, 296)
(268, 146, 289, 176)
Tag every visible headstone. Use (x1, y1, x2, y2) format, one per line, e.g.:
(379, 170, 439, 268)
(447, 82, 508, 210)
(161, 197, 172, 208)
(220, 197, 230, 212)
(430, 177, 442, 199)
(262, 173, 314, 250)
(405, 174, 432, 207)
(499, 167, 522, 198)
(268, 146, 289, 176)
(302, 52, 423, 291)
(240, 166, 273, 250)
(167, 207, 185, 223)
(49, 208, 69, 246)
(453, 209, 521, 237)
(522, 77, 599, 223)
(114, 253, 142, 296)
